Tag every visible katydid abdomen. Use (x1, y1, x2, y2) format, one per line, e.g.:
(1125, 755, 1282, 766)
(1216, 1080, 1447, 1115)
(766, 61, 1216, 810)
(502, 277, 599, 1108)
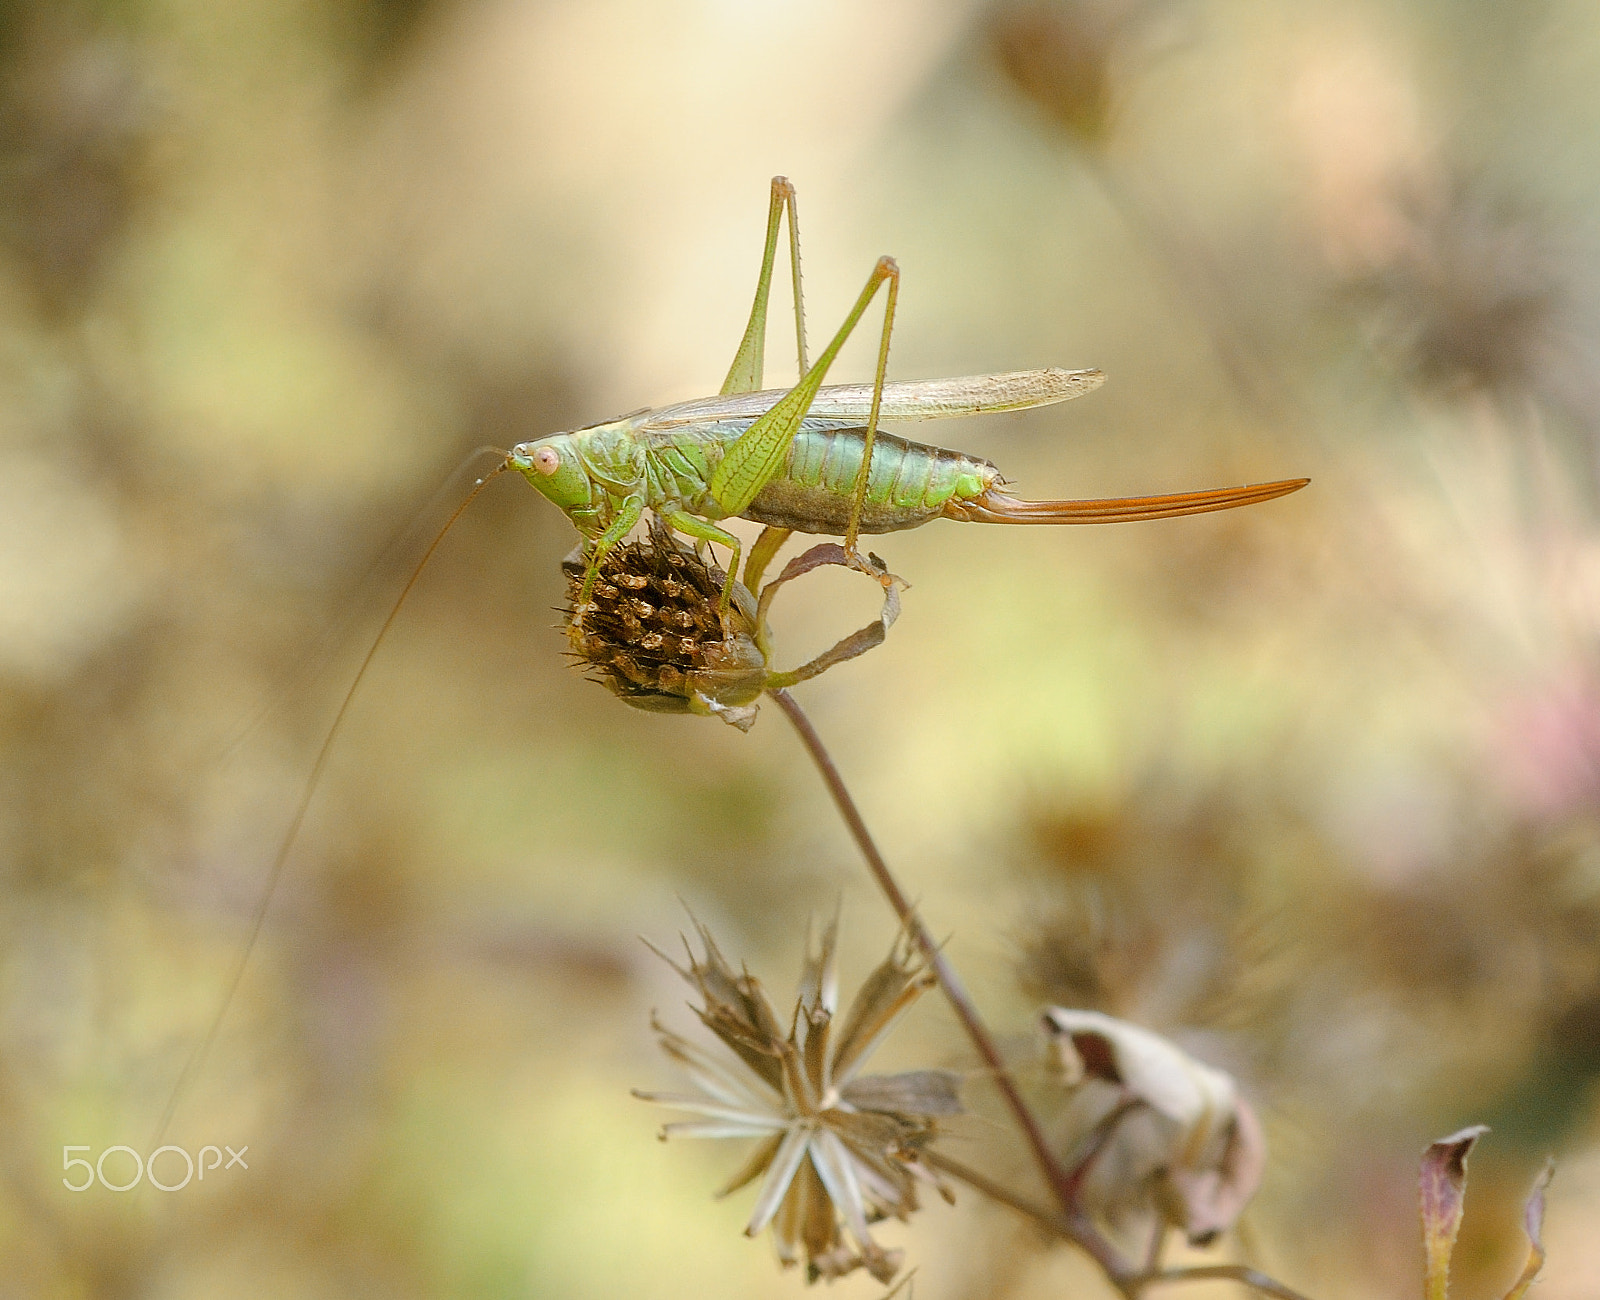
(746, 424, 996, 534)
(658, 420, 1308, 536)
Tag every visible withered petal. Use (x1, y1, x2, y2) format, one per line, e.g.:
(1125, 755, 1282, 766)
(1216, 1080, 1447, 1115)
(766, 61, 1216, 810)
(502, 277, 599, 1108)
(861, 1242, 905, 1286)
(650, 1016, 781, 1110)
(810, 1127, 875, 1249)
(830, 945, 936, 1085)
(797, 1155, 838, 1267)
(772, 1160, 805, 1270)
(660, 1121, 788, 1139)
(801, 1002, 833, 1099)
(747, 1123, 813, 1237)
(797, 908, 841, 1017)
(775, 1036, 821, 1115)
(695, 1000, 787, 1093)
(631, 1090, 786, 1128)
(823, 1107, 912, 1153)
(826, 1124, 919, 1218)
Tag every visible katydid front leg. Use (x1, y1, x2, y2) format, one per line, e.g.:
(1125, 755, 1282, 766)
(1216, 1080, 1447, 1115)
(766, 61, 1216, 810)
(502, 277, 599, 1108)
(573, 494, 645, 632)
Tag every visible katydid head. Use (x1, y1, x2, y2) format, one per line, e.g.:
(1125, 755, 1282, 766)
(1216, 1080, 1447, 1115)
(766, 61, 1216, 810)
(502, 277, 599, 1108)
(509, 433, 593, 516)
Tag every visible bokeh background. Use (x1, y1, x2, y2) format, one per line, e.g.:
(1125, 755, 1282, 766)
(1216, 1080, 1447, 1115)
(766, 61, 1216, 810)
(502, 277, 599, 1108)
(3, 0, 1599, 1295)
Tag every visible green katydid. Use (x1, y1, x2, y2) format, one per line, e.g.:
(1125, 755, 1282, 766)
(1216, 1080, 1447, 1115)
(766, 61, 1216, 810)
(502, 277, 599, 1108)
(508, 176, 1308, 618)
(153, 177, 1307, 1146)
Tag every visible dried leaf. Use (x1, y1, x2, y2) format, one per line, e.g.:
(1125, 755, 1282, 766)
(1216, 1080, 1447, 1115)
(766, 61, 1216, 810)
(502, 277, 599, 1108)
(1420, 1125, 1489, 1300)
(1502, 1158, 1554, 1300)
(759, 543, 907, 687)
(1040, 1006, 1261, 1245)
(1162, 1097, 1268, 1245)
(1040, 1009, 1238, 1137)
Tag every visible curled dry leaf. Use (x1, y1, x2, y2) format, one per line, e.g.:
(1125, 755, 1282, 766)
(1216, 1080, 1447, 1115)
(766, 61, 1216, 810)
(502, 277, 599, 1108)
(1419, 1125, 1488, 1300)
(1502, 1158, 1553, 1300)
(1039, 1007, 1266, 1248)
(638, 915, 961, 1284)
(1419, 1129, 1555, 1300)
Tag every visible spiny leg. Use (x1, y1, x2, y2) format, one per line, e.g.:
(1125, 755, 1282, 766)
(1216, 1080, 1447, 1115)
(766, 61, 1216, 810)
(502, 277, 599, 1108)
(784, 184, 807, 378)
(709, 256, 899, 524)
(660, 509, 743, 618)
(843, 257, 900, 554)
(722, 176, 808, 397)
(575, 494, 645, 616)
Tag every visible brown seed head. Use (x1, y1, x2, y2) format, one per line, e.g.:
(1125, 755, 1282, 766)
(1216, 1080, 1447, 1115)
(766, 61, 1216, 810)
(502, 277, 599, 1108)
(563, 524, 769, 729)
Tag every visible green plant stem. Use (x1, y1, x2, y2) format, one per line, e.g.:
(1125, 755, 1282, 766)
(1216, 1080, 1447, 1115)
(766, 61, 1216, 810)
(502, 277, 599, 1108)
(769, 687, 1133, 1285)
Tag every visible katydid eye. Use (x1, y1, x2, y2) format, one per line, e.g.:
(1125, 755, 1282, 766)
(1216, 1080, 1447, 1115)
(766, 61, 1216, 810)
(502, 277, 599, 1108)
(533, 446, 561, 475)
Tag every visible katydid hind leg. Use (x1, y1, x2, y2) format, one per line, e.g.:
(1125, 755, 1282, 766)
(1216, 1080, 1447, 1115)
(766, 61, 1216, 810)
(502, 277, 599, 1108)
(722, 177, 799, 397)
(784, 182, 807, 378)
(843, 258, 899, 554)
(709, 256, 898, 521)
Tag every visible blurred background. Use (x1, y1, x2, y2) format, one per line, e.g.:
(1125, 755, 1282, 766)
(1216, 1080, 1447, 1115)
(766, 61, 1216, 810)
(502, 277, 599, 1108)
(2, 0, 1598, 1295)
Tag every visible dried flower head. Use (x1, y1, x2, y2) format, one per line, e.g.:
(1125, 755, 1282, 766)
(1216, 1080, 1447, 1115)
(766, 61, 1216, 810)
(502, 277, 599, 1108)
(637, 916, 961, 1284)
(1039, 1007, 1265, 1249)
(564, 522, 906, 731)
(563, 522, 768, 729)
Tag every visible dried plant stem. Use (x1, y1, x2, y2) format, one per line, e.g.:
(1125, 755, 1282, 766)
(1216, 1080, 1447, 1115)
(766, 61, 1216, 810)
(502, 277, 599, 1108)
(769, 687, 1132, 1284)
(924, 1153, 1316, 1300)
(920, 1147, 1073, 1237)
(772, 687, 1317, 1300)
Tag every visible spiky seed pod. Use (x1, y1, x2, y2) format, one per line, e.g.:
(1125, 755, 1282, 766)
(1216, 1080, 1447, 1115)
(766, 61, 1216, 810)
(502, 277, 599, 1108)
(563, 525, 769, 729)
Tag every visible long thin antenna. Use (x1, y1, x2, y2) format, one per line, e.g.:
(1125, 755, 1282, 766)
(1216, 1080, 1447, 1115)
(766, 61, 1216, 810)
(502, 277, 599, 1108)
(150, 458, 511, 1147)
(212, 446, 513, 767)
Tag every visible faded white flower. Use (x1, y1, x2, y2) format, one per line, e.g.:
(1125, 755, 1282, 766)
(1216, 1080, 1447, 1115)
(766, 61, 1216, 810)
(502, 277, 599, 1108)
(1040, 1007, 1266, 1249)
(637, 917, 961, 1283)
